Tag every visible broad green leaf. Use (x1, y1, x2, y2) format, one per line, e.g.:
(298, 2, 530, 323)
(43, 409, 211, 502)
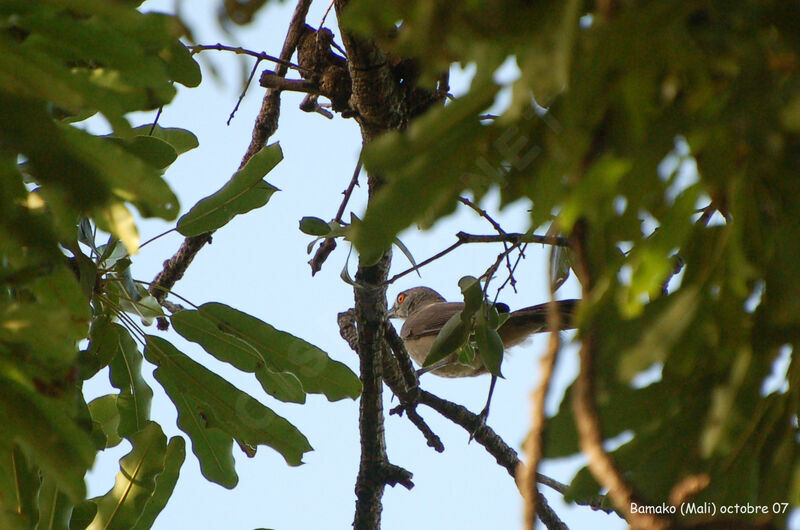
(475, 320, 504, 377)
(512, 0, 581, 107)
(617, 288, 699, 382)
(424, 312, 469, 367)
(354, 80, 499, 264)
(299, 216, 331, 236)
(88, 422, 167, 530)
(94, 202, 140, 255)
(171, 309, 306, 404)
(88, 395, 122, 449)
(0, 286, 88, 371)
(111, 135, 177, 170)
(59, 125, 180, 220)
(189, 303, 361, 401)
(132, 125, 198, 155)
(37, 475, 72, 530)
(69, 501, 97, 530)
(177, 144, 283, 236)
(144, 336, 313, 481)
(458, 276, 483, 315)
(161, 40, 202, 88)
(0, 379, 94, 502)
(80, 317, 125, 380)
(107, 324, 153, 438)
(0, 445, 39, 530)
(131, 436, 185, 530)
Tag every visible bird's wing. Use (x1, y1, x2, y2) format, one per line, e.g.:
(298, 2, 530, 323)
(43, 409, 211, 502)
(400, 302, 464, 340)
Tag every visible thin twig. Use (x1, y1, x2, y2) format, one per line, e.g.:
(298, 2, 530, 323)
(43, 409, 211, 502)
(458, 196, 516, 289)
(457, 231, 569, 246)
(385, 231, 568, 286)
(139, 228, 176, 250)
(479, 242, 520, 299)
(334, 160, 362, 223)
(188, 43, 308, 74)
(521, 245, 564, 529)
(227, 59, 261, 125)
(148, 106, 164, 136)
(309, 160, 363, 275)
(319, 0, 335, 28)
(384, 240, 463, 285)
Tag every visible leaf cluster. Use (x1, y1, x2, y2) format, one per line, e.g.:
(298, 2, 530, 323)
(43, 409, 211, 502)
(342, 0, 800, 522)
(0, 3, 360, 529)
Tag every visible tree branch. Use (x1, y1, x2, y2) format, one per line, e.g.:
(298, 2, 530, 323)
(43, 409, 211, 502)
(521, 246, 565, 529)
(148, 0, 313, 322)
(570, 219, 670, 529)
(309, 160, 362, 275)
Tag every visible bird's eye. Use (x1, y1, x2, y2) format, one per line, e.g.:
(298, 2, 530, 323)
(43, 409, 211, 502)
(397, 293, 405, 304)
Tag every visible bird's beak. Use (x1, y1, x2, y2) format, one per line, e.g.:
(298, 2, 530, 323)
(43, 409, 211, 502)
(387, 305, 397, 318)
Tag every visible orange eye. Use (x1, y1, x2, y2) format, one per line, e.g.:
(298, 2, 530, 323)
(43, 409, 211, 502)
(397, 293, 405, 304)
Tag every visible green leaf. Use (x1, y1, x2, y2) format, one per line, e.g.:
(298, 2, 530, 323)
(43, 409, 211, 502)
(37, 475, 73, 530)
(617, 288, 699, 382)
(354, 80, 500, 264)
(299, 216, 331, 236)
(144, 336, 313, 484)
(549, 244, 572, 292)
(171, 309, 306, 404)
(131, 436, 185, 530)
(59, 125, 180, 220)
(94, 201, 140, 255)
(161, 40, 202, 88)
(0, 379, 95, 502)
(458, 276, 483, 315)
(177, 144, 282, 236)
(89, 422, 167, 530)
(0, 266, 89, 370)
(132, 125, 198, 155)
(424, 312, 469, 367)
(111, 135, 177, 170)
(190, 303, 361, 401)
(393, 236, 420, 276)
(512, 0, 581, 107)
(107, 324, 153, 438)
(88, 395, 122, 449)
(80, 317, 125, 380)
(69, 501, 97, 530)
(475, 319, 504, 377)
(0, 445, 39, 530)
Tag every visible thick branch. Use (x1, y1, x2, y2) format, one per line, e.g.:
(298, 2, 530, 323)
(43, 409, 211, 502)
(259, 71, 317, 93)
(334, 0, 402, 142)
(241, 0, 312, 163)
(353, 253, 412, 530)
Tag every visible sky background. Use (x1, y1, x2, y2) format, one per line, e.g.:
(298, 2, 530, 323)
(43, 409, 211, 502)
(82, 1, 631, 528)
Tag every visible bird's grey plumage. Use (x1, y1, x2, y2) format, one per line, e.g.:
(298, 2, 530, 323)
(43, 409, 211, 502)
(388, 287, 578, 377)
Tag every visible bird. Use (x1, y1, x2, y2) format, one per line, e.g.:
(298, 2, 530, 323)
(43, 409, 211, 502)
(388, 286, 579, 378)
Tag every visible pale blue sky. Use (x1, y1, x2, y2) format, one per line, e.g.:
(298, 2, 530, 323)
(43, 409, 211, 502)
(84, 1, 626, 528)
